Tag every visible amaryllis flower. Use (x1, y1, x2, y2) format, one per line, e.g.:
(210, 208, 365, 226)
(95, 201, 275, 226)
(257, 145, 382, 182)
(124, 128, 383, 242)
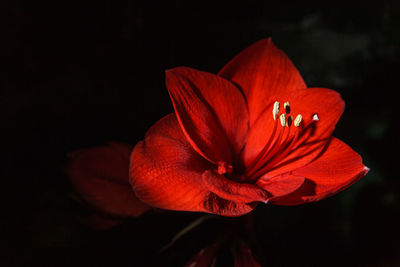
(130, 38, 369, 217)
(67, 142, 150, 227)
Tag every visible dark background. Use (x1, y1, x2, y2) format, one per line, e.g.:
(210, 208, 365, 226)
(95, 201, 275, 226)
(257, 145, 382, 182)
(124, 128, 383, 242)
(3, 0, 399, 266)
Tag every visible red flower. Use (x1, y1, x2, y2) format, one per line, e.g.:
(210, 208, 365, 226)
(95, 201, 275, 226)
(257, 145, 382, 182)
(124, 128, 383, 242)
(67, 142, 150, 227)
(130, 38, 369, 216)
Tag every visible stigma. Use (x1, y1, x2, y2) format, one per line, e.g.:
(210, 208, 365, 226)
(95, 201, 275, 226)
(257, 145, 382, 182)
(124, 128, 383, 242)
(217, 161, 233, 175)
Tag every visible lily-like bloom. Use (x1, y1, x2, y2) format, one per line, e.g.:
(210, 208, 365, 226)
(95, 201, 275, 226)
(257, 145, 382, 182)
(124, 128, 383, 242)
(130, 38, 369, 217)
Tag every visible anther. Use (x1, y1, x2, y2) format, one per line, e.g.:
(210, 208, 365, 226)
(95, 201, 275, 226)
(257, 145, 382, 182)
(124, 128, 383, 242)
(286, 115, 293, 127)
(313, 114, 319, 121)
(272, 101, 280, 120)
(280, 113, 286, 127)
(294, 114, 302, 127)
(284, 102, 290, 114)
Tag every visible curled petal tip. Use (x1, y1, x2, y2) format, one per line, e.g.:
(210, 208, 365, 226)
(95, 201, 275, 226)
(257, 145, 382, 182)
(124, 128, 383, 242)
(261, 37, 274, 47)
(363, 166, 370, 173)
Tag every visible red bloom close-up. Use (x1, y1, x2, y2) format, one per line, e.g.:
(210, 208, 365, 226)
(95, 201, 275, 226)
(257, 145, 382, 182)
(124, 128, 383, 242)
(130, 38, 369, 217)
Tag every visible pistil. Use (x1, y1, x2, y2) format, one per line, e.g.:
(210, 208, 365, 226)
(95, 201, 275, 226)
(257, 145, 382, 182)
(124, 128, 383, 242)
(217, 161, 233, 175)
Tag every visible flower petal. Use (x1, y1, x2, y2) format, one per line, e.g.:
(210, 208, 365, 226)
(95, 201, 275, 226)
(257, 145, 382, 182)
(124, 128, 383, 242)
(67, 142, 150, 218)
(202, 170, 269, 203)
(166, 67, 248, 164)
(288, 87, 345, 143)
(204, 193, 256, 217)
(218, 38, 306, 125)
(271, 137, 369, 205)
(256, 173, 305, 198)
(240, 101, 275, 168)
(130, 114, 255, 216)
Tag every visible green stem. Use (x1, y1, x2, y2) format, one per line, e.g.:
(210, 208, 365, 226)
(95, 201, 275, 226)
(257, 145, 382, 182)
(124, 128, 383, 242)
(160, 214, 215, 252)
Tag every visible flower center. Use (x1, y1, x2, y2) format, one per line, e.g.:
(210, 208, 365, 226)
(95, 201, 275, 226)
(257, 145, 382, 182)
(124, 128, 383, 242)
(217, 161, 233, 175)
(246, 100, 319, 182)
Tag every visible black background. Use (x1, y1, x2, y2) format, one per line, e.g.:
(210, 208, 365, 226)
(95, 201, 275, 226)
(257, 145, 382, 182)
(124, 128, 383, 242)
(3, 0, 399, 266)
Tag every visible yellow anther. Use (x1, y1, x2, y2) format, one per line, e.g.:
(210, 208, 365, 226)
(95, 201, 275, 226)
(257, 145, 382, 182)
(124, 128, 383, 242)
(280, 113, 286, 127)
(272, 101, 280, 120)
(284, 102, 290, 114)
(313, 114, 319, 121)
(294, 114, 302, 127)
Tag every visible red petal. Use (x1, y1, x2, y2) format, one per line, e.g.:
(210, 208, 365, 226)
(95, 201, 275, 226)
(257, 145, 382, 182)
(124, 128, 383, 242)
(219, 38, 306, 125)
(256, 173, 305, 198)
(67, 142, 150, 218)
(271, 137, 369, 205)
(202, 170, 269, 203)
(288, 87, 345, 143)
(166, 67, 248, 164)
(130, 114, 255, 216)
(204, 193, 256, 217)
(232, 240, 262, 267)
(240, 101, 275, 167)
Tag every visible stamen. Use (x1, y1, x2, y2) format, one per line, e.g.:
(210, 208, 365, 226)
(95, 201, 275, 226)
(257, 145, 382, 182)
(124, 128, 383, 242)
(249, 113, 311, 180)
(294, 114, 302, 127)
(248, 125, 290, 178)
(272, 101, 280, 120)
(247, 105, 321, 182)
(291, 114, 320, 151)
(248, 117, 290, 179)
(280, 113, 286, 127)
(247, 118, 286, 179)
(284, 102, 290, 114)
(261, 126, 300, 170)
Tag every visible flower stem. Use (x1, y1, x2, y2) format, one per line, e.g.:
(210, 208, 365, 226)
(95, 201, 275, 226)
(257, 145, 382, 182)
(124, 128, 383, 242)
(160, 214, 215, 252)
